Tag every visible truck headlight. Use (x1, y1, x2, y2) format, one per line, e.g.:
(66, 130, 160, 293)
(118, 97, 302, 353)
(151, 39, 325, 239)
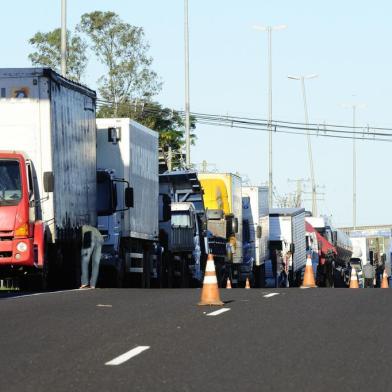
(16, 242, 28, 252)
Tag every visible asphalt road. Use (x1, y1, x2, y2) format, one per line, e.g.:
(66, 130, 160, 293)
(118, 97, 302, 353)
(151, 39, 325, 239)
(1, 288, 391, 392)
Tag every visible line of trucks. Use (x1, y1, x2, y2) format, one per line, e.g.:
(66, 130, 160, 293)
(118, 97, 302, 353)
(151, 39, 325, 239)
(0, 68, 361, 289)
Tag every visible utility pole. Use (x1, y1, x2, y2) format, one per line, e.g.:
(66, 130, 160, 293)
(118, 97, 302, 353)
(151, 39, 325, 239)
(288, 178, 310, 208)
(253, 24, 287, 209)
(288, 73, 318, 216)
(61, 0, 67, 77)
(184, 0, 191, 168)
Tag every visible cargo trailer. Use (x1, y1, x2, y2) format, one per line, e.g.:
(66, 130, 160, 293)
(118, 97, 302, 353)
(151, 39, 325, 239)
(242, 186, 269, 287)
(96, 118, 159, 287)
(269, 208, 306, 287)
(0, 68, 96, 287)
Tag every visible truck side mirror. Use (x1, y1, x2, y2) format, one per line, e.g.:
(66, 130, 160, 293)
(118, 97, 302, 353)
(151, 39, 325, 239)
(290, 243, 295, 254)
(233, 217, 239, 234)
(332, 232, 337, 245)
(162, 194, 171, 221)
(125, 187, 134, 208)
(43, 172, 54, 193)
(256, 225, 262, 239)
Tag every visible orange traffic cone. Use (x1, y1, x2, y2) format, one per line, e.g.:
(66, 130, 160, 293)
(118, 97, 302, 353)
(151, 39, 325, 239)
(226, 277, 232, 289)
(381, 270, 389, 288)
(349, 267, 359, 288)
(245, 277, 251, 289)
(301, 254, 317, 288)
(198, 254, 224, 306)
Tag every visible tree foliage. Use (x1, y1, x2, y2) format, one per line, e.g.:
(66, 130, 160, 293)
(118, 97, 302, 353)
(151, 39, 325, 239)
(98, 100, 196, 168)
(28, 28, 87, 82)
(28, 11, 195, 169)
(77, 11, 161, 110)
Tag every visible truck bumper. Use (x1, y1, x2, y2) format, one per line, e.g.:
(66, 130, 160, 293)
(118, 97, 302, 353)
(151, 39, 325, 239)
(0, 238, 35, 267)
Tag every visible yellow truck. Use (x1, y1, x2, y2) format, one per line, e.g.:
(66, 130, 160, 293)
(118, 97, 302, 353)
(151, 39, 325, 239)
(198, 173, 243, 286)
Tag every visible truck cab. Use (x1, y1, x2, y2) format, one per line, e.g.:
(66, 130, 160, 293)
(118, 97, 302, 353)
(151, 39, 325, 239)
(0, 152, 44, 275)
(159, 171, 208, 287)
(96, 169, 133, 286)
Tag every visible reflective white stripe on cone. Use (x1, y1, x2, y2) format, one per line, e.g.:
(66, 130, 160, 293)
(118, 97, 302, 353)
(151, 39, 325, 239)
(349, 267, 359, 289)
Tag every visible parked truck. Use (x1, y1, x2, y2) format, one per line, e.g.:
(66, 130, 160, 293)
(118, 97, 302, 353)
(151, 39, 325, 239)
(96, 118, 159, 288)
(158, 170, 208, 287)
(198, 172, 242, 286)
(0, 68, 97, 288)
(269, 208, 306, 287)
(242, 186, 269, 287)
(306, 216, 353, 287)
(306, 221, 336, 287)
(0, 68, 159, 289)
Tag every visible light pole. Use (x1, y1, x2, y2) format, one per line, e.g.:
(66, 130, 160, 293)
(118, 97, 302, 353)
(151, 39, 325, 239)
(61, 0, 67, 77)
(288, 73, 318, 216)
(253, 24, 287, 209)
(342, 102, 365, 228)
(184, 0, 191, 168)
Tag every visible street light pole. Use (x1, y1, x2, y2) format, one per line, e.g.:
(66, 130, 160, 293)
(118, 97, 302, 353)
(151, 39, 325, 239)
(253, 24, 287, 209)
(184, 0, 191, 168)
(352, 105, 356, 229)
(288, 73, 318, 216)
(61, 0, 67, 77)
(342, 102, 365, 229)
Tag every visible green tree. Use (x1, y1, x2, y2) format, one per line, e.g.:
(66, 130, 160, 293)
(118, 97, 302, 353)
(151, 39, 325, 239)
(98, 100, 196, 169)
(78, 11, 161, 112)
(28, 28, 87, 82)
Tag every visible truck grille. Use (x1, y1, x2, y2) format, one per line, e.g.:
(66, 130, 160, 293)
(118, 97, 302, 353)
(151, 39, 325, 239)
(0, 252, 12, 258)
(170, 228, 194, 251)
(208, 237, 227, 256)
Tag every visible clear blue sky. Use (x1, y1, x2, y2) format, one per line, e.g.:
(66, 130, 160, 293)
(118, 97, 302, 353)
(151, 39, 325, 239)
(2, 0, 391, 227)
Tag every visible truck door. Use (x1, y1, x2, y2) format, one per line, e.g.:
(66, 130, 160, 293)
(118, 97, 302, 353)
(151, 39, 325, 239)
(26, 162, 36, 222)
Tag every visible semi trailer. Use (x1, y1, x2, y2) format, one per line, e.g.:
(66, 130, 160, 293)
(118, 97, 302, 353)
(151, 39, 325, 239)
(96, 118, 159, 288)
(0, 68, 97, 287)
(306, 216, 353, 287)
(0, 68, 159, 289)
(269, 208, 306, 287)
(242, 186, 269, 287)
(198, 172, 243, 286)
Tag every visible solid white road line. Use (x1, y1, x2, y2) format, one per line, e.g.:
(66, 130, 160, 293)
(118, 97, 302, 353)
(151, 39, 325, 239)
(206, 308, 231, 317)
(105, 346, 150, 366)
(8, 289, 83, 299)
(263, 293, 280, 298)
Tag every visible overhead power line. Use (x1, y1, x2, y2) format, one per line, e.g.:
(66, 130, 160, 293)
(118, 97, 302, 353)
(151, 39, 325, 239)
(95, 98, 392, 143)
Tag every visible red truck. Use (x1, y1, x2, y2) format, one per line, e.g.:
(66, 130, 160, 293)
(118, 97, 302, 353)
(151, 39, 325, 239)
(0, 68, 97, 288)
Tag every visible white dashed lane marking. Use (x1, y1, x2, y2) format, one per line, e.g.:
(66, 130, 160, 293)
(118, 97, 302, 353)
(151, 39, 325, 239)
(263, 293, 280, 298)
(206, 308, 231, 316)
(105, 346, 150, 366)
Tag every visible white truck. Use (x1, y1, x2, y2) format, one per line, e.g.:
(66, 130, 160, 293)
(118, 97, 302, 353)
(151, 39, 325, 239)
(96, 118, 159, 288)
(0, 68, 159, 289)
(0, 68, 97, 288)
(242, 186, 269, 287)
(269, 208, 306, 287)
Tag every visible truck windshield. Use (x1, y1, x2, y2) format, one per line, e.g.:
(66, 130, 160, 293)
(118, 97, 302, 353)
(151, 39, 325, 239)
(0, 160, 22, 206)
(171, 212, 191, 228)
